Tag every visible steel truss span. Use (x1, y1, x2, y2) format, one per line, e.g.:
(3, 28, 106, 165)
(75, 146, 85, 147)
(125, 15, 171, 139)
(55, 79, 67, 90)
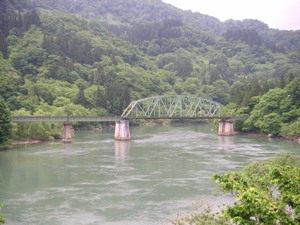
(121, 95, 227, 118)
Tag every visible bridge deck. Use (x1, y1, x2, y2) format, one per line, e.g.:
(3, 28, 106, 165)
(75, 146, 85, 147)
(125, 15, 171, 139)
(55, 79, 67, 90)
(11, 116, 123, 122)
(126, 116, 231, 120)
(11, 116, 240, 122)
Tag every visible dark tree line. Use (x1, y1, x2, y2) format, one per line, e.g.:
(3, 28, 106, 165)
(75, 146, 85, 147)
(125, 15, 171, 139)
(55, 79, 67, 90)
(224, 28, 263, 46)
(75, 79, 131, 115)
(0, 8, 41, 58)
(0, 8, 41, 37)
(230, 74, 296, 108)
(42, 33, 102, 65)
(126, 18, 182, 44)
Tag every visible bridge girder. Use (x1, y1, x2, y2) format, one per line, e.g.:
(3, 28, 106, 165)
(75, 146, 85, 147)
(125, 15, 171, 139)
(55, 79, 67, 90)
(121, 95, 226, 118)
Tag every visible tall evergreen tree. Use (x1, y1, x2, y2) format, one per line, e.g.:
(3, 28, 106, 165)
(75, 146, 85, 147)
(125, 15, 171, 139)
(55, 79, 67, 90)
(76, 87, 89, 108)
(95, 86, 107, 108)
(120, 82, 131, 110)
(0, 35, 8, 58)
(279, 74, 286, 89)
(288, 71, 295, 84)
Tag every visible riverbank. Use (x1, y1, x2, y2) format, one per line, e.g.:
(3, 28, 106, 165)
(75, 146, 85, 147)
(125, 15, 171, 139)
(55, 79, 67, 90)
(12, 139, 49, 145)
(235, 131, 300, 144)
(11, 123, 300, 145)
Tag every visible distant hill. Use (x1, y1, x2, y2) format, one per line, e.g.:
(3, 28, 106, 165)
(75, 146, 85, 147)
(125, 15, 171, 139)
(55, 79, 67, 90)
(21, 0, 300, 52)
(0, 0, 300, 115)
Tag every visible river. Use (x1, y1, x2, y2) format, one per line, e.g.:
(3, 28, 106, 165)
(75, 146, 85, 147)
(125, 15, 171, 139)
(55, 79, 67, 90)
(0, 124, 299, 224)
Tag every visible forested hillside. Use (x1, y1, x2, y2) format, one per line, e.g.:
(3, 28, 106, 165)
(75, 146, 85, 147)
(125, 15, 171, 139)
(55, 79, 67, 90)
(0, 0, 300, 145)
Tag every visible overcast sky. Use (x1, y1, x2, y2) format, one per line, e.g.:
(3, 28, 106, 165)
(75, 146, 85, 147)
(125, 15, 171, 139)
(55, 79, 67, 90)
(162, 0, 300, 30)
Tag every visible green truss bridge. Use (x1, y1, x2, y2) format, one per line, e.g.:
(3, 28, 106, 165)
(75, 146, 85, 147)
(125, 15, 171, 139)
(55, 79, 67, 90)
(11, 95, 237, 142)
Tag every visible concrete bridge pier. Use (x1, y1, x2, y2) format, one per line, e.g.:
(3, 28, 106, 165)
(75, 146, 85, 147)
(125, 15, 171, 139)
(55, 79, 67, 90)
(218, 119, 234, 136)
(115, 120, 130, 141)
(63, 122, 72, 143)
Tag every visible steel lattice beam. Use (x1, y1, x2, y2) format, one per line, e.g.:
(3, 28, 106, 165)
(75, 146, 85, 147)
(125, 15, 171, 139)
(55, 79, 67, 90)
(121, 95, 227, 118)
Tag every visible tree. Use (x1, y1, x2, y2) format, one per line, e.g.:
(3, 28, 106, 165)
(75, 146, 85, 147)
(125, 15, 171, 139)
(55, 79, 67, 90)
(286, 77, 300, 107)
(0, 53, 19, 101)
(120, 82, 131, 110)
(172, 154, 300, 225)
(75, 86, 89, 107)
(243, 88, 287, 133)
(208, 53, 231, 83)
(27, 122, 51, 140)
(11, 108, 32, 139)
(255, 112, 282, 135)
(281, 118, 300, 138)
(212, 154, 300, 224)
(278, 74, 286, 89)
(174, 53, 193, 79)
(95, 86, 107, 109)
(0, 34, 8, 58)
(0, 97, 12, 149)
(211, 80, 230, 105)
(240, 78, 261, 107)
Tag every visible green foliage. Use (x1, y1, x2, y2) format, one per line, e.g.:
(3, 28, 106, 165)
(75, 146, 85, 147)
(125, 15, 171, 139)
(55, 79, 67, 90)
(242, 78, 300, 137)
(212, 154, 300, 224)
(172, 154, 300, 225)
(0, 54, 20, 103)
(0, 97, 12, 148)
(211, 80, 230, 105)
(243, 88, 286, 133)
(224, 28, 263, 46)
(286, 77, 300, 107)
(0, 204, 5, 224)
(11, 108, 32, 139)
(281, 118, 300, 138)
(11, 100, 92, 140)
(255, 112, 282, 135)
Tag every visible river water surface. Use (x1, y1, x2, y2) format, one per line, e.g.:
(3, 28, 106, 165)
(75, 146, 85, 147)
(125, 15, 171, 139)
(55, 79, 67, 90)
(0, 124, 299, 224)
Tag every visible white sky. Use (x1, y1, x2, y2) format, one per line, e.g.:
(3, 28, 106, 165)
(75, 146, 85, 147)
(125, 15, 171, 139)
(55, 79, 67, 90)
(162, 0, 300, 30)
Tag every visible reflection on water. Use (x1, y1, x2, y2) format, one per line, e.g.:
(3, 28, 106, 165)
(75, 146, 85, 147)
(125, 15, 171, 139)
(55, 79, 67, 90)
(114, 140, 130, 163)
(218, 136, 234, 145)
(0, 124, 299, 225)
(63, 142, 73, 151)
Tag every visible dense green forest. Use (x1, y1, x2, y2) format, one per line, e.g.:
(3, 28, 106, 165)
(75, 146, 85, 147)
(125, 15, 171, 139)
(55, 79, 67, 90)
(0, 0, 300, 147)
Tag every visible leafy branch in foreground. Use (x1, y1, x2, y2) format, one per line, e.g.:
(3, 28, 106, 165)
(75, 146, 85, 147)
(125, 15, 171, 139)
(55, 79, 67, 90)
(171, 154, 300, 225)
(0, 204, 5, 224)
(212, 154, 300, 225)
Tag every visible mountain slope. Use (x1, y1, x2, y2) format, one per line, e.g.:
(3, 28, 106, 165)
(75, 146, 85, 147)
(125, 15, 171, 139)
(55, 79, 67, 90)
(1, 0, 300, 110)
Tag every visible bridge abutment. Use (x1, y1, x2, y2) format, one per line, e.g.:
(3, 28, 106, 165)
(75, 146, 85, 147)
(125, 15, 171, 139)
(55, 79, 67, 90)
(63, 122, 72, 143)
(114, 120, 130, 141)
(218, 119, 234, 136)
